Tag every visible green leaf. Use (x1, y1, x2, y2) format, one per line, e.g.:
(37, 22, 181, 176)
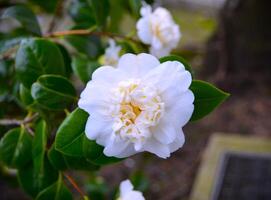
(63, 155, 99, 171)
(0, 36, 25, 54)
(0, 127, 32, 168)
(83, 137, 122, 166)
(32, 120, 48, 181)
(159, 55, 193, 74)
(87, 0, 110, 27)
(128, 0, 142, 18)
(15, 38, 66, 88)
(19, 84, 34, 106)
(35, 174, 73, 200)
(57, 44, 73, 78)
(29, 0, 58, 13)
(130, 171, 149, 192)
(48, 143, 68, 171)
(55, 108, 122, 165)
(31, 75, 76, 110)
(2, 5, 41, 36)
(18, 156, 58, 197)
(55, 108, 89, 156)
(69, 0, 96, 28)
(190, 80, 229, 121)
(65, 35, 102, 59)
(72, 55, 100, 83)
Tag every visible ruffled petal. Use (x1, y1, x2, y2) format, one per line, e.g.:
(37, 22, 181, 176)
(169, 129, 185, 153)
(136, 18, 152, 44)
(78, 82, 111, 119)
(85, 116, 112, 140)
(123, 191, 145, 200)
(165, 90, 194, 127)
(152, 119, 177, 145)
(120, 180, 133, 196)
(117, 53, 160, 78)
(92, 66, 127, 86)
(103, 139, 131, 158)
(143, 138, 170, 158)
(144, 61, 192, 93)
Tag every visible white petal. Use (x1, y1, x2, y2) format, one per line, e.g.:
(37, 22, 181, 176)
(85, 116, 112, 140)
(120, 180, 133, 196)
(165, 90, 194, 127)
(78, 82, 111, 119)
(163, 88, 195, 109)
(117, 53, 160, 78)
(143, 61, 192, 93)
(152, 120, 177, 145)
(116, 145, 137, 158)
(123, 191, 145, 200)
(169, 129, 185, 153)
(103, 139, 130, 158)
(150, 46, 171, 58)
(91, 66, 127, 86)
(143, 139, 170, 158)
(136, 18, 152, 44)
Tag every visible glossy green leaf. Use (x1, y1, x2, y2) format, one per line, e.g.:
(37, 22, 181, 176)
(55, 108, 89, 156)
(69, 0, 96, 28)
(35, 174, 72, 200)
(130, 171, 149, 192)
(83, 138, 122, 166)
(32, 120, 48, 180)
(63, 155, 99, 171)
(159, 55, 192, 74)
(29, 0, 58, 13)
(18, 156, 58, 197)
(87, 0, 110, 27)
(65, 35, 102, 59)
(0, 36, 25, 54)
(0, 127, 32, 168)
(15, 38, 66, 88)
(31, 75, 76, 110)
(128, 0, 142, 18)
(48, 143, 68, 171)
(19, 84, 33, 106)
(57, 44, 73, 78)
(190, 80, 229, 121)
(2, 5, 41, 36)
(72, 55, 100, 83)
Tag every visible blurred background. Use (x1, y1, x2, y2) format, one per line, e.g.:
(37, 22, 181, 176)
(0, 0, 271, 199)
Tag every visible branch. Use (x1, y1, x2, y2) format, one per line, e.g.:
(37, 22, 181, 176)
(0, 113, 39, 126)
(63, 173, 87, 199)
(47, 0, 63, 33)
(45, 29, 141, 44)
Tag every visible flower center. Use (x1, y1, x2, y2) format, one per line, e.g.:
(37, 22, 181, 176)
(110, 79, 164, 143)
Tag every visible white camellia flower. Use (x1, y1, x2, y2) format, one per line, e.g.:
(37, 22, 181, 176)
(103, 39, 121, 67)
(117, 179, 145, 200)
(78, 53, 194, 158)
(136, 4, 181, 58)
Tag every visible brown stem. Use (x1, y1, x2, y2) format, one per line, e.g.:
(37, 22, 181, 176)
(63, 173, 86, 198)
(0, 113, 39, 126)
(46, 29, 141, 44)
(47, 0, 63, 33)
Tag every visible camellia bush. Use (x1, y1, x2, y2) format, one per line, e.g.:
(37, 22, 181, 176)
(0, 0, 229, 199)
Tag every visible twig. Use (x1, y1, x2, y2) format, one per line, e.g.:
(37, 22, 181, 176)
(63, 173, 87, 199)
(47, 0, 63, 33)
(0, 113, 39, 126)
(45, 29, 141, 44)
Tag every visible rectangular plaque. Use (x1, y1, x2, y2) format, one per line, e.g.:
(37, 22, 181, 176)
(212, 152, 271, 200)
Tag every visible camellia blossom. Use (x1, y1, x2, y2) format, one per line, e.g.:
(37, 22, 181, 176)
(103, 39, 121, 67)
(78, 53, 194, 158)
(117, 179, 145, 200)
(136, 4, 181, 58)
